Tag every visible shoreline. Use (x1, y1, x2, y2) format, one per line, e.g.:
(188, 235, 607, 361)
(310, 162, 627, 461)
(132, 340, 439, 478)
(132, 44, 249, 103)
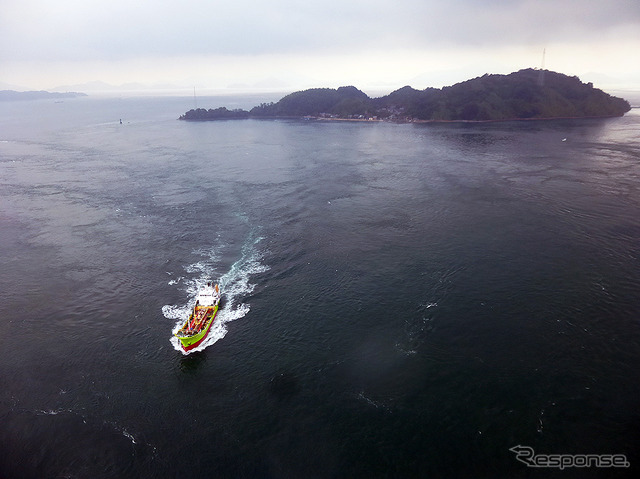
(181, 112, 628, 125)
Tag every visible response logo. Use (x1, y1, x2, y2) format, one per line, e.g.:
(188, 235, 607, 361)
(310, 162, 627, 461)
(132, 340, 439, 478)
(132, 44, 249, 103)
(509, 445, 630, 470)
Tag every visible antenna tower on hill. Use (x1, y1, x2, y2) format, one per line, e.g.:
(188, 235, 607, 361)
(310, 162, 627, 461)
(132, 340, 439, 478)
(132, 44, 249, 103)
(537, 48, 546, 86)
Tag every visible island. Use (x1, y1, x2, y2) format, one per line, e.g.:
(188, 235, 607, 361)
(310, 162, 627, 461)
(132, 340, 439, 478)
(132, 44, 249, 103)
(179, 69, 631, 122)
(0, 90, 87, 101)
(179, 106, 249, 120)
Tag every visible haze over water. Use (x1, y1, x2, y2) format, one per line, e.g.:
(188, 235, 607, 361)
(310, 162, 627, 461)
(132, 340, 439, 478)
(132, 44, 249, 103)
(1, 96, 639, 478)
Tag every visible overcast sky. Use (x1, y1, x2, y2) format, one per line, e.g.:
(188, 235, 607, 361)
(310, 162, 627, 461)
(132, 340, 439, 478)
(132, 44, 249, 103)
(1, 0, 639, 93)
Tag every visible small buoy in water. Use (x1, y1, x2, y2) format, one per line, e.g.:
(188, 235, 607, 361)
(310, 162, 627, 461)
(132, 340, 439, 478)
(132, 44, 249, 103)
(119, 119, 122, 125)
(562, 138, 567, 142)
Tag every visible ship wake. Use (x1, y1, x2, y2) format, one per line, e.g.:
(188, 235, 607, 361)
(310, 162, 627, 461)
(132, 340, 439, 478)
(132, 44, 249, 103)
(162, 232, 269, 354)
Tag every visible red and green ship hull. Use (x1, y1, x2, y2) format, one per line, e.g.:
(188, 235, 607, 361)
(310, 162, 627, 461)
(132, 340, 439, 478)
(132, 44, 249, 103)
(174, 283, 222, 352)
(177, 305, 219, 351)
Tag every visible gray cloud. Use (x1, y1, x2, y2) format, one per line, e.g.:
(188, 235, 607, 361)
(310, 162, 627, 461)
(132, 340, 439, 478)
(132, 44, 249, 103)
(2, 0, 638, 61)
(1, 0, 639, 91)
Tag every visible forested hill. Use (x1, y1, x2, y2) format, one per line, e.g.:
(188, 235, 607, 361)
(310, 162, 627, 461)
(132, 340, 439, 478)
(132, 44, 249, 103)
(179, 69, 631, 122)
(378, 69, 631, 121)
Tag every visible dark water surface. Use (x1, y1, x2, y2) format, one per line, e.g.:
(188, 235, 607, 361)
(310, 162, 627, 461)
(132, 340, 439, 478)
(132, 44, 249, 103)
(1, 96, 639, 478)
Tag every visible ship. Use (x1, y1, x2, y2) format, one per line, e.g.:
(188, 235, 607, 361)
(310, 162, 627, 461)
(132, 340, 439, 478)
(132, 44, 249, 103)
(175, 282, 221, 352)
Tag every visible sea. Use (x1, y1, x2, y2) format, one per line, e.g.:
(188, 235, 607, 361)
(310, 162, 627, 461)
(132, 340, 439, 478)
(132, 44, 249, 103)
(1, 93, 639, 478)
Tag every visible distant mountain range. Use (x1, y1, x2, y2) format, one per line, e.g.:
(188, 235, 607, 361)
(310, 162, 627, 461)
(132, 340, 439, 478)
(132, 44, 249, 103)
(0, 90, 87, 101)
(180, 69, 631, 122)
(49, 80, 188, 93)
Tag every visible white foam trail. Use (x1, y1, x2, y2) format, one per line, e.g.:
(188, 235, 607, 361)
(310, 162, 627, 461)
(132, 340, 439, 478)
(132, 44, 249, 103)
(356, 392, 392, 412)
(167, 275, 183, 286)
(121, 429, 137, 445)
(163, 234, 269, 355)
(37, 409, 71, 415)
